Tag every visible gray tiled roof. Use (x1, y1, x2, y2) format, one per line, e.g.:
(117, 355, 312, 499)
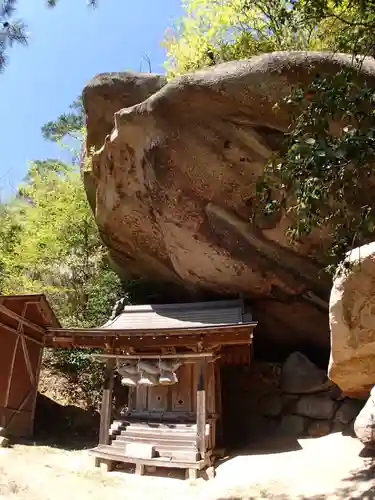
(102, 299, 253, 331)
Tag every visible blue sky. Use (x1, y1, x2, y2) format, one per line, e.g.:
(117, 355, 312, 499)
(0, 0, 182, 197)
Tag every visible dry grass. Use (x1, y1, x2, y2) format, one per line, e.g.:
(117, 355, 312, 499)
(0, 433, 373, 500)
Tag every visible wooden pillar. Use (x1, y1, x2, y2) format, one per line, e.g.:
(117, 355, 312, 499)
(196, 358, 207, 459)
(215, 361, 223, 446)
(99, 358, 115, 445)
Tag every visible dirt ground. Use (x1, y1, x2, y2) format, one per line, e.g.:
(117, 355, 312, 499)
(0, 432, 373, 500)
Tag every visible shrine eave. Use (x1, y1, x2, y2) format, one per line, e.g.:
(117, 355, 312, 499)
(45, 321, 258, 349)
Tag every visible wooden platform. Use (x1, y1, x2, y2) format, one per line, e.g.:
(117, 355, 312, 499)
(90, 419, 213, 479)
(90, 444, 207, 472)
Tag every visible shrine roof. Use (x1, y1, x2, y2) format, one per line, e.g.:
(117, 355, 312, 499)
(45, 299, 257, 348)
(102, 299, 253, 331)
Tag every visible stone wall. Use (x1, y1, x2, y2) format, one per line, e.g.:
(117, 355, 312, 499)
(223, 352, 366, 443)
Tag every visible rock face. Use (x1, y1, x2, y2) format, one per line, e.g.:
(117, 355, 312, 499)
(82, 52, 375, 348)
(336, 399, 363, 426)
(0, 427, 9, 447)
(281, 352, 332, 394)
(0, 436, 9, 448)
(329, 242, 375, 394)
(34, 394, 99, 439)
(354, 386, 375, 448)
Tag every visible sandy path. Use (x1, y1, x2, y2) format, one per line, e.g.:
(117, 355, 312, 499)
(0, 433, 373, 500)
(211, 433, 374, 499)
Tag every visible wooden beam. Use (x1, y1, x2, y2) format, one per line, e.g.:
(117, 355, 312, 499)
(0, 294, 60, 329)
(99, 358, 115, 446)
(215, 363, 223, 445)
(0, 304, 45, 335)
(48, 334, 252, 350)
(30, 339, 44, 437)
(5, 386, 34, 430)
(46, 322, 258, 338)
(0, 320, 45, 346)
(4, 336, 19, 411)
(36, 296, 61, 328)
(196, 358, 207, 460)
(0, 406, 32, 414)
(93, 352, 214, 361)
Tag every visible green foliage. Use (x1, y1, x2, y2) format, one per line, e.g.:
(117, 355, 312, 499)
(257, 66, 375, 272)
(43, 348, 104, 409)
(286, 0, 375, 55)
(42, 98, 85, 166)
(42, 98, 84, 143)
(0, 202, 23, 290)
(1, 160, 124, 327)
(249, 1, 375, 270)
(163, 0, 316, 77)
(0, 158, 124, 408)
(164, 0, 375, 77)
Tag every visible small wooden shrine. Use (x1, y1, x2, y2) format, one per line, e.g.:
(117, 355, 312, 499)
(46, 299, 257, 479)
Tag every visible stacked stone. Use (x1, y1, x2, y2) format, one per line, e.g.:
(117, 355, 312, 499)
(258, 352, 364, 438)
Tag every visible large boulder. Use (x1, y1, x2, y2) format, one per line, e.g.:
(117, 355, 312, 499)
(329, 242, 375, 394)
(295, 394, 338, 420)
(82, 52, 375, 349)
(281, 352, 332, 394)
(335, 399, 364, 426)
(354, 386, 375, 448)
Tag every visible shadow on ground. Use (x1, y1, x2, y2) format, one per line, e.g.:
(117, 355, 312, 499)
(216, 435, 303, 470)
(29, 393, 99, 450)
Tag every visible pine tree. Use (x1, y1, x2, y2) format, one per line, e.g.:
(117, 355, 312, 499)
(42, 98, 84, 143)
(0, 0, 27, 72)
(0, 1, 97, 73)
(47, 0, 96, 6)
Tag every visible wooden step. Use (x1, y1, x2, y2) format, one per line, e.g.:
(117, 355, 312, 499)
(122, 425, 197, 434)
(118, 429, 196, 442)
(106, 442, 200, 461)
(120, 423, 207, 435)
(121, 430, 196, 439)
(118, 420, 197, 431)
(90, 444, 204, 469)
(113, 435, 197, 449)
(123, 413, 196, 424)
